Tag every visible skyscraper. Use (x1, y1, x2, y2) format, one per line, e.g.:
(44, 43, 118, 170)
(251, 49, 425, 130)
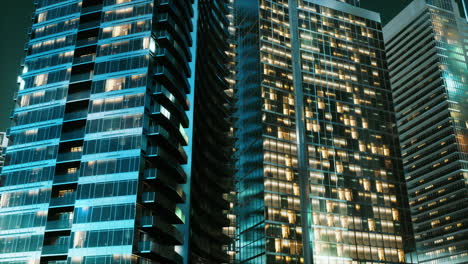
(234, 0, 413, 263)
(0, 133, 8, 172)
(384, 0, 468, 263)
(0, 0, 231, 263)
(187, 0, 233, 263)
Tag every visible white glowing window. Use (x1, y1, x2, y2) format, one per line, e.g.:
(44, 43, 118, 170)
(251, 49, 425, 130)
(37, 12, 47, 23)
(93, 99, 104, 106)
(143, 37, 150, 49)
(116, 7, 133, 14)
(21, 95, 30, 107)
(25, 129, 38, 135)
(34, 73, 48, 86)
(112, 24, 130, 37)
(71, 146, 82, 152)
(105, 77, 125, 92)
(161, 106, 171, 119)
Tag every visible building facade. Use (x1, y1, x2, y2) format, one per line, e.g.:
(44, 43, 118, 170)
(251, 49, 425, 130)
(234, 0, 414, 263)
(187, 0, 233, 263)
(0, 0, 231, 263)
(0, 133, 8, 172)
(384, 0, 468, 263)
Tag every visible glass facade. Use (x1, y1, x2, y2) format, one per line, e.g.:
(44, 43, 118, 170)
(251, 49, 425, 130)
(0, 0, 232, 264)
(384, 0, 468, 263)
(188, 0, 234, 263)
(235, 0, 413, 263)
(0, 133, 7, 172)
(337, 0, 360, 7)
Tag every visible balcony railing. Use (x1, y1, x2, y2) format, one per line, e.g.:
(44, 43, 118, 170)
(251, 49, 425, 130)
(142, 192, 156, 204)
(138, 241, 182, 264)
(76, 37, 97, 47)
(49, 193, 76, 207)
(42, 244, 69, 255)
(146, 125, 170, 138)
(143, 168, 159, 181)
(79, 20, 100, 31)
(42, 237, 70, 255)
(47, 261, 67, 264)
(67, 90, 91, 102)
(81, 4, 103, 14)
(140, 216, 183, 244)
(60, 129, 85, 141)
(64, 110, 87, 121)
(73, 54, 96, 65)
(70, 71, 93, 83)
(53, 173, 79, 184)
(146, 146, 160, 157)
(57, 151, 82, 162)
(46, 218, 72, 231)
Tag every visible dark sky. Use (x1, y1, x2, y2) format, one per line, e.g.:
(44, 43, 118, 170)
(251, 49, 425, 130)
(0, 0, 413, 131)
(0, 0, 34, 131)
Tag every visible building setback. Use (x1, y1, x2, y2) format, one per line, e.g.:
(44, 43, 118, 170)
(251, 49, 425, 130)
(384, 0, 468, 263)
(0, 0, 232, 263)
(234, 0, 414, 263)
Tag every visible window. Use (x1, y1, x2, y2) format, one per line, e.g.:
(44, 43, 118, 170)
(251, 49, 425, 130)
(34, 73, 48, 86)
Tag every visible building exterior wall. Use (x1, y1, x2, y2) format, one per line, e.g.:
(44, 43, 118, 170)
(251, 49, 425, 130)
(235, 0, 414, 263)
(0, 0, 231, 264)
(188, 0, 233, 263)
(337, 0, 360, 7)
(0, 133, 7, 172)
(384, 0, 468, 263)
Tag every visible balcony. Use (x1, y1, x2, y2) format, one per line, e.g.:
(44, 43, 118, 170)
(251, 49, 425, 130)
(146, 143, 187, 165)
(45, 218, 72, 231)
(57, 151, 82, 162)
(141, 192, 183, 224)
(67, 90, 91, 102)
(149, 103, 188, 129)
(143, 168, 163, 181)
(143, 169, 185, 203)
(81, 4, 103, 14)
(76, 37, 98, 47)
(53, 173, 79, 185)
(41, 237, 70, 256)
(73, 54, 96, 65)
(137, 241, 182, 264)
(70, 71, 93, 83)
(140, 216, 183, 245)
(49, 193, 76, 208)
(42, 244, 69, 256)
(79, 20, 100, 31)
(64, 110, 87, 121)
(146, 125, 170, 139)
(60, 129, 85, 141)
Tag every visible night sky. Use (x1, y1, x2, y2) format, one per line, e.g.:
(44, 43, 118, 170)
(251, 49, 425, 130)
(0, 0, 413, 131)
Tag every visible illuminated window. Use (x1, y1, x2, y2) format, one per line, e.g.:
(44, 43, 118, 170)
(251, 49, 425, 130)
(34, 73, 48, 86)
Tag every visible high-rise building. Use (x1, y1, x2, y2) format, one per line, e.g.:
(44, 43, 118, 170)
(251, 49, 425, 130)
(384, 0, 468, 263)
(186, 0, 233, 263)
(222, 0, 239, 262)
(337, 0, 360, 6)
(0, 133, 8, 172)
(0, 0, 231, 263)
(234, 0, 414, 263)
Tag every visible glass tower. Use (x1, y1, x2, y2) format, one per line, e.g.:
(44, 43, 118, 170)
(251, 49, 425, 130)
(235, 0, 413, 263)
(0, 0, 232, 264)
(0, 133, 7, 172)
(384, 0, 468, 263)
